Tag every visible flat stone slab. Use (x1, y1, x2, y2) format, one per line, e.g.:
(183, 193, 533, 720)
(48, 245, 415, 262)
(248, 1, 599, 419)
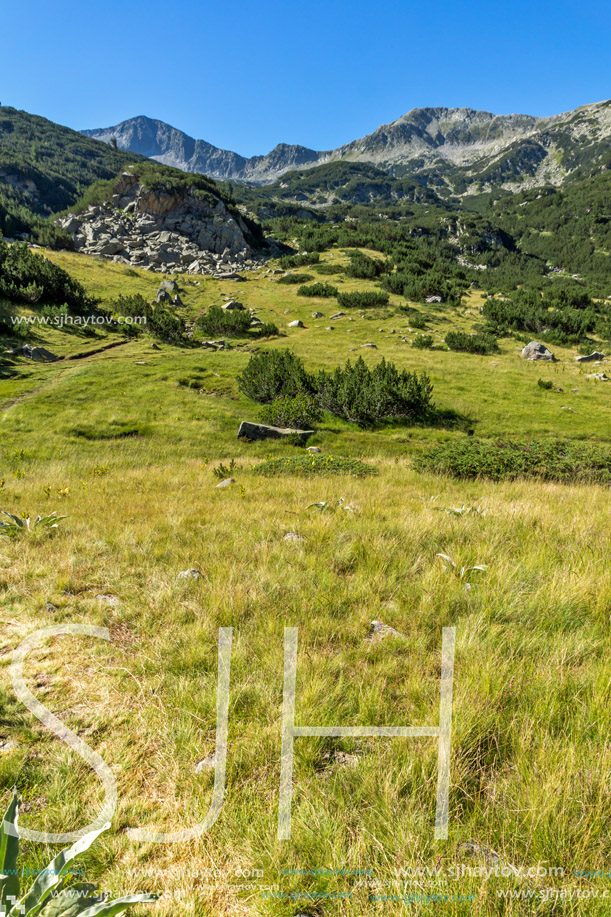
(575, 351, 605, 362)
(237, 421, 314, 443)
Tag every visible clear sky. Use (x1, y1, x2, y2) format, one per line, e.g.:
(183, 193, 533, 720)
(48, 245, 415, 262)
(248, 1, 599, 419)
(1, 0, 609, 156)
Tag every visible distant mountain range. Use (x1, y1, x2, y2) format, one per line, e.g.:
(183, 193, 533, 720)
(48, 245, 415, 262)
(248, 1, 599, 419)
(83, 101, 611, 192)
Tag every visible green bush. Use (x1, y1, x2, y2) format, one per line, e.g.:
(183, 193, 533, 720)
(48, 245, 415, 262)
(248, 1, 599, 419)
(414, 438, 611, 485)
(445, 330, 499, 354)
(196, 305, 252, 336)
(259, 394, 322, 429)
(253, 454, 376, 477)
(297, 282, 338, 298)
(312, 263, 343, 275)
(237, 349, 313, 403)
(537, 378, 554, 390)
(278, 252, 320, 269)
(0, 239, 93, 309)
(112, 293, 185, 341)
(257, 321, 280, 338)
(336, 290, 389, 309)
(317, 356, 434, 426)
(239, 350, 435, 427)
(410, 313, 427, 329)
(276, 272, 314, 284)
(345, 252, 388, 279)
(412, 334, 435, 349)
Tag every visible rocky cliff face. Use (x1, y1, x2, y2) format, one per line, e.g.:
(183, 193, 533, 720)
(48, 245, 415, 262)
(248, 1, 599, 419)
(58, 171, 263, 275)
(83, 100, 611, 192)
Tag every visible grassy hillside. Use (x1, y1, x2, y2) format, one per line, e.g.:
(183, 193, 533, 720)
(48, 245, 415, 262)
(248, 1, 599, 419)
(0, 245, 610, 915)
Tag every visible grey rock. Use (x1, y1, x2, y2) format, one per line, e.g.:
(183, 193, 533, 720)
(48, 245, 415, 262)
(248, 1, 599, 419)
(222, 300, 244, 311)
(586, 372, 609, 381)
(361, 342, 377, 349)
(368, 620, 405, 642)
(195, 755, 216, 773)
(575, 351, 605, 362)
(288, 319, 304, 328)
(159, 279, 177, 292)
(216, 478, 235, 487)
(178, 569, 202, 580)
(45, 601, 57, 612)
(521, 341, 556, 361)
(156, 289, 171, 303)
(22, 345, 59, 362)
(95, 594, 121, 606)
(330, 312, 346, 319)
(283, 532, 305, 543)
(237, 421, 314, 443)
(307, 446, 322, 453)
(311, 311, 324, 318)
(425, 295, 443, 303)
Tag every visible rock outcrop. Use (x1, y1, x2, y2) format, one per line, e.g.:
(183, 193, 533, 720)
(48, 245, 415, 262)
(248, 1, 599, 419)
(58, 171, 263, 275)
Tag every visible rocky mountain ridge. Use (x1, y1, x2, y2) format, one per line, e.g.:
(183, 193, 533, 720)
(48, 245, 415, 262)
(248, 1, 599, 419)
(58, 170, 264, 275)
(83, 100, 611, 192)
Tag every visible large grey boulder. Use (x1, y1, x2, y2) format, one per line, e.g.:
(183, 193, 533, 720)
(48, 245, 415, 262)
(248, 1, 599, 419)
(222, 300, 244, 311)
(288, 319, 304, 328)
(575, 351, 605, 363)
(156, 289, 171, 303)
(22, 345, 59, 362)
(521, 341, 556, 361)
(159, 279, 177, 293)
(237, 421, 314, 443)
(586, 372, 609, 381)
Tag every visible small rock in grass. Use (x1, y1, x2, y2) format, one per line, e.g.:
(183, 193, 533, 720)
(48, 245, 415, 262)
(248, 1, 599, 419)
(561, 406, 577, 412)
(216, 478, 235, 487)
(288, 320, 304, 328)
(368, 620, 405, 642)
(586, 372, 608, 381)
(195, 755, 216, 773)
(283, 532, 305, 543)
(361, 343, 377, 349)
(0, 740, 17, 753)
(575, 351, 605, 363)
(178, 569, 202, 580)
(312, 311, 324, 318)
(307, 446, 322, 454)
(95, 594, 121, 606)
(458, 842, 500, 866)
(45, 601, 57, 612)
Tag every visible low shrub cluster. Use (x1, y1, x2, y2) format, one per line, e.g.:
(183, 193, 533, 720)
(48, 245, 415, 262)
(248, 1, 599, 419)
(276, 272, 314, 284)
(253, 454, 376, 477)
(278, 252, 320, 269)
(195, 305, 278, 339)
(297, 282, 338, 298)
(412, 334, 435, 349)
(414, 438, 611, 485)
(336, 290, 389, 309)
(238, 349, 313, 403)
(345, 252, 388, 279)
(113, 293, 185, 341)
(482, 288, 603, 344)
(312, 263, 343, 275)
(259, 394, 322, 429)
(238, 349, 434, 427)
(445, 330, 499, 354)
(0, 239, 93, 309)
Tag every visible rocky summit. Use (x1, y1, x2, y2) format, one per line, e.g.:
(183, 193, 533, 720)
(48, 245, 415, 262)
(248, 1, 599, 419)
(57, 170, 263, 275)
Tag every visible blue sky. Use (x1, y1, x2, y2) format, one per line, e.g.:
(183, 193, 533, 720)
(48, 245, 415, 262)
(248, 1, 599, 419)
(1, 0, 609, 155)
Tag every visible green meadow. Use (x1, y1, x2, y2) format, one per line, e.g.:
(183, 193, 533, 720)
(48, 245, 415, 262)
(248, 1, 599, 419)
(0, 247, 610, 916)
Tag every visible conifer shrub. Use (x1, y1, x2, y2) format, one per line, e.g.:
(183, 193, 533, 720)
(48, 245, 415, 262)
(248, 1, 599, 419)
(336, 290, 389, 308)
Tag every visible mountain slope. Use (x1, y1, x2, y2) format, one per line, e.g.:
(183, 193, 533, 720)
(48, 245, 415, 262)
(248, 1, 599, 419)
(83, 100, 611, 191)
(0, 107, 144, 240)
